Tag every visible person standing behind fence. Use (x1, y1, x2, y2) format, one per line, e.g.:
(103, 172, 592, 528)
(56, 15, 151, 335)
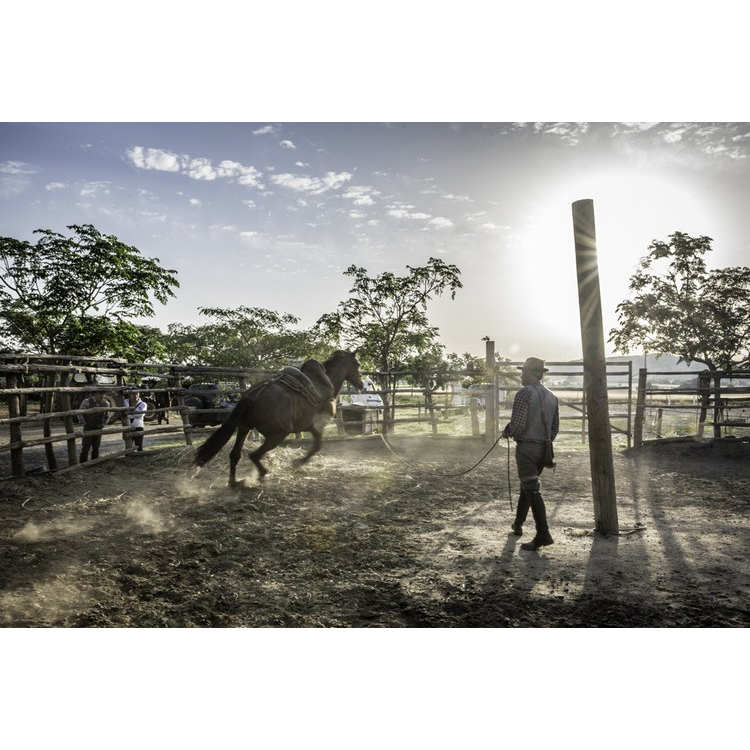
(125, 391, 148, 452)
(502, 357, 560, 551)
(78, 391, 109, 463)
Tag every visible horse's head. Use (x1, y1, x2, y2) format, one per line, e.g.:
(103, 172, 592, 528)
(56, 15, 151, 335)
(330, 349, 364, 391)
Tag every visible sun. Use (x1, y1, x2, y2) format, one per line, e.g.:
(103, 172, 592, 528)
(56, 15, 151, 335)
(495, 166, 720, 360)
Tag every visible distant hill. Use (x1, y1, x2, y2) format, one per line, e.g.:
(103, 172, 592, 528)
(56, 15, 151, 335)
(603, 353, 706, 373)
(543, 353, 703, 371)
(545, 353, 709, 386)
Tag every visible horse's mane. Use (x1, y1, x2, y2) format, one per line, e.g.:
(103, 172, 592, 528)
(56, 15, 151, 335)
(323, 350, 353, 367)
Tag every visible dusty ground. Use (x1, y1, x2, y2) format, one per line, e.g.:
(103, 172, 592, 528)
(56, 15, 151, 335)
(1, 433, 748, 627)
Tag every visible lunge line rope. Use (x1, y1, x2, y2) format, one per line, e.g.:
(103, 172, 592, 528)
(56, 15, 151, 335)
(378, 431, 506, 479)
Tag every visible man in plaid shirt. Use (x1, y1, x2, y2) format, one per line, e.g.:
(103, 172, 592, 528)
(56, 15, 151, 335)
(502, 357, 559, 550)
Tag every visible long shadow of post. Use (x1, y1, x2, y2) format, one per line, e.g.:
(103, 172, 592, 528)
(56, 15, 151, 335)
(579, 453, 706, 624)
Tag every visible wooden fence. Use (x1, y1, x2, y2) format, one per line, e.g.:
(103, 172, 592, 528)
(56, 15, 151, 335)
(0, 354, 277, 479)
(0, 354, 635, 480)
(8, 353, 743, 479)
(632, 368, 750, 446)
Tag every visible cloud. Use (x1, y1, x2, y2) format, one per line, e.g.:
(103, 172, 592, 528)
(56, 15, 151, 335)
(45, 182, 67, 191)
(217, 160, 263, 187)
(617, 122, 659, 133)
(0, 165, 36, 196)
(342, 185, 380, 206)
(79, 181, 112, 198)
(662, 127, 686, 144)
(533, 122, 590, 145)
(127, 146, 181, 172)
(387, 203, 431, 220)
(189, 198, 201, 206)
(271, 170, 353, 194)
(127, 147, 264, 187)
(252, 125, 277, 136)
(655, 123, 749, 160)
(0, 160, 39, 175)
(183, 157, 217, 180)
(137, 210, 167, 222)
(428, 216, 453, 229)
(279, 140, 296, 149)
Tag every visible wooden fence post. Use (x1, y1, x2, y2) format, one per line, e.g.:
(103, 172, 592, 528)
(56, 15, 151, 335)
(426, 388, 438, 435)
(117, 371, 134, 451)
(626, 360, 633, 449)
(469, 398, 481, 436)
(485, 339, 497, 444)
(711, 372, 723, 439)
(42, 372, 58, 472)
(7, 374, 25, 477)
(697, 371, 710, 439)
(581, 397, 587, 444)
(169, 366, 192, 446)
(634, 368, 647, 448)
(58, 372, 78, 467)
(572, 198, 619, 535)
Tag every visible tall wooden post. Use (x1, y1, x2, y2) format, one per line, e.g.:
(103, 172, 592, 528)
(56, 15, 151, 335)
(485, 339, 497, 444)
(633, 367, 647, 448)
(572, 199, 619, 534)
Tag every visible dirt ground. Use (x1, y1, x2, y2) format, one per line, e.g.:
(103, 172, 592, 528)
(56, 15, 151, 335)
(1, 432, 748, 627)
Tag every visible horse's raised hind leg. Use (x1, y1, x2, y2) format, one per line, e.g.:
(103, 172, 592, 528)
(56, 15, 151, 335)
(248, 432, 286, 480)
(228, 428, 251, 487)
(294, 427, 322, 468)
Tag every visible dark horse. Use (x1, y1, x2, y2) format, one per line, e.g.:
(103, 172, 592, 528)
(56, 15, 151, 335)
(192, 350, 363, 486)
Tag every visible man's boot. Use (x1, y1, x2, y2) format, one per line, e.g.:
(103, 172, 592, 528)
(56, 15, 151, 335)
(511, 489, 530, 536)
(520, 486, 554, 550)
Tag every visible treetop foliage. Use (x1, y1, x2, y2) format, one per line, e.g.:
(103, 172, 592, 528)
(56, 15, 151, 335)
(609, 231, 750, 370)
(0, 224, 179, 357)
(315, 257, 463, 373)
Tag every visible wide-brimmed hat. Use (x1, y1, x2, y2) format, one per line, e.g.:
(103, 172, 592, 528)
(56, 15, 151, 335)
(517, 357, 548, 375)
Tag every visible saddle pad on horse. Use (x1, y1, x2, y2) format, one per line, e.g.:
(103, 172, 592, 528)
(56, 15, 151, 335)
(276, 364, 334, 411)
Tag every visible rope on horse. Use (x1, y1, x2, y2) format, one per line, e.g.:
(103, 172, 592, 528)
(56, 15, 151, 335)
(378, 430, 505, 478)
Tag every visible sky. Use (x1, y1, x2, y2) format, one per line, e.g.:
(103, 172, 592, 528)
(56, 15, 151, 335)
(2, 121, 750, 363)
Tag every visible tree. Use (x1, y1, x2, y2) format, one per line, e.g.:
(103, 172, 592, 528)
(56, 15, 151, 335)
(0, 224, 179, 356)
(165, 306, 327, 369)
(609, 232, 750, 371)
(315, 257, 462, 429)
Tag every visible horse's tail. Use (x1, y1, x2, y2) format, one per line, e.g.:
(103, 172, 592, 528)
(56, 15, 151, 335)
(192, 398, 252, 467)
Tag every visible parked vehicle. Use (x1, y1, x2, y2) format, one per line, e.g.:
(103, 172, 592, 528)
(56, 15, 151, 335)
(184, 383, 239, 427)
(339, 377, 384, 407)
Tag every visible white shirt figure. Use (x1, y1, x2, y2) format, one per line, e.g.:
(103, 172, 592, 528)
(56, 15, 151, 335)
(126, 393, 148, 428)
